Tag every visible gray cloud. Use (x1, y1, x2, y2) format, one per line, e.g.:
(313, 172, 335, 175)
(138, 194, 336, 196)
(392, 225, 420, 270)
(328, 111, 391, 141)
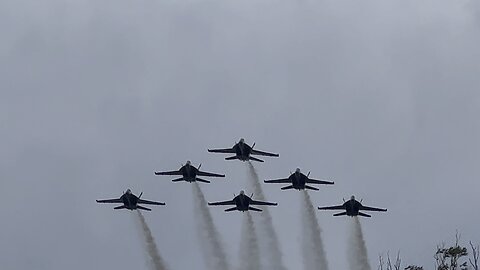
(1, 0, 479, 269)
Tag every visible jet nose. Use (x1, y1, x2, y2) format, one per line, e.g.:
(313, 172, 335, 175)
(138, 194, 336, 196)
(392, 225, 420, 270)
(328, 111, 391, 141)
(351, 195, 355, 200)
(295, 168, 301, 173)
(240, 190, 245, 195)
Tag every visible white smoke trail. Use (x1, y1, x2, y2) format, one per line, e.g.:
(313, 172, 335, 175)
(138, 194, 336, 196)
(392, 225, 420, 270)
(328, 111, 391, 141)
(246, 161, 287, 270)
(301, 191, 329, 270)
(192, 182, 230, 270)
(239, 212, 261, 270)
(347, 217, 371, 270)
(136, 210, 168, 270)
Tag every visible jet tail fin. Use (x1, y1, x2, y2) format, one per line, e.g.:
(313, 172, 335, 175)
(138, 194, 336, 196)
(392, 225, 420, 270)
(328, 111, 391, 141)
(171, 177, 184, 182)
(333, 212, 347, 216)
(137, 205, 152, 211)
(195, 178, 211, 183)
(281, 185, 294, 190)
(357, 212, 371, 217)
(225, 156, 239, 161)
(304, 185, 319, 191)
(248, 156, 264, 162)
(248, 206, 262, 212)
(224, 207, 237, 212)
(114, 205, 126, 210)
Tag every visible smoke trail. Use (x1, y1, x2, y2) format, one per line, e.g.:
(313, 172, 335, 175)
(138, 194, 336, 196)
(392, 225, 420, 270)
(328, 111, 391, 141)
(192, 182, 230, 270)
(246, 161, 287, 270)
(301, 191, 329, 270)
(136, 210, 168, 270)
(239, 212, 261, 270)
(347, 217, 371, 270)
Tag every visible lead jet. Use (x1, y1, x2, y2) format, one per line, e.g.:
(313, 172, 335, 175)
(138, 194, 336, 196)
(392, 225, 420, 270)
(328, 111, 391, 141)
(208, 138, 279, 162)
(264, 168, 334, 191)
(208, 190, 278, 212)
(96, 189, 165, 211)
(154, 160, 225, 184)
(318, 196, 387, 217)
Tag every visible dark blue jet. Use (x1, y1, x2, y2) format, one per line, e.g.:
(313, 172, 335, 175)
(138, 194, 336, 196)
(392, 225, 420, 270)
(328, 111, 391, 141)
(208, 190, 277, 212)
(264, 168, 334, 191)
(208, 138, 279, 162)
(96, 189, 165, 211)
(154, 160, 225, 183)
(318, 196, 387, 217)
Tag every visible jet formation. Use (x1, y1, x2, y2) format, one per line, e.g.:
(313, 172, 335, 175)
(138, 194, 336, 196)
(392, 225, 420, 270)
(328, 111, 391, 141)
(96, 138, 387, 217)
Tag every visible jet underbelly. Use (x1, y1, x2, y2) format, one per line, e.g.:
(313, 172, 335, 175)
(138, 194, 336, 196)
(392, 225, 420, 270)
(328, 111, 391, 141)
(292, 175, 304, 189)
(185, 167, 194, 178)
(345, 202, 356, 215)
(237, 196, 249, 211)
(236, 144, 251, 160)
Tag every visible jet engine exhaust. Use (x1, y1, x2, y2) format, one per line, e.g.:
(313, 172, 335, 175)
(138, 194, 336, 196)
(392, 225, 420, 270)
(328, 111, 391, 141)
(192, 182, 230, 270)
(301, 191, 329, 270)
(347, 217, 371, 270)
(239, 212, 261, 270)
(136, 210, 168, 270)
(246, 161, 287, 270)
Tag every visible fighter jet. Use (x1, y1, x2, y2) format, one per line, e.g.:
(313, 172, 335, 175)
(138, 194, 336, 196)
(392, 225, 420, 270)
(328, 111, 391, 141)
(208, 190, 278, 212)
(208, 138, 279, 162)
(96, 189, 165, 211)
(318, 195, 387, 217)
(154, 161, 225, 183)
(264, 168, 334, 191)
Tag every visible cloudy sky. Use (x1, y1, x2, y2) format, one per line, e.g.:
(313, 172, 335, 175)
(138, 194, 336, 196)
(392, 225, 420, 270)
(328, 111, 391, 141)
(1, 0, 479, 269)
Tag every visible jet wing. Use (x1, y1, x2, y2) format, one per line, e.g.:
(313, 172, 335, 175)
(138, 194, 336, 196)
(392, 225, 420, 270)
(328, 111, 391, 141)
(208, 200, 235, 206)
(251, 149, 279, 157)
(154, 170, 182, 176)
(250, 200, 277, 206)
(264, 178, 291, 184)
(307, 179, 334, 185)
(197, 170, 225, 177)
(96, 198, 122, 204)
(138, 199, 166, 206)
(318, 205, 345, 210)
(208, 148, 235, 153)
(360, 205, 387, 212)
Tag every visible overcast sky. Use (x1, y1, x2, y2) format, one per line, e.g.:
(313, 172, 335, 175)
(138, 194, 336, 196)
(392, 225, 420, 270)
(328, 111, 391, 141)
(1, 0, 480, 269)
